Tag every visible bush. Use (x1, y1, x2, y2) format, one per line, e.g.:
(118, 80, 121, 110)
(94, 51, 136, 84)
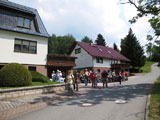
(0, 63, 32, 87)
(31, 71, 49, 83)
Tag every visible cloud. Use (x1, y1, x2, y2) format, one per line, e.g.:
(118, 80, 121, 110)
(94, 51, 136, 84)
(10, 0, 151, 49)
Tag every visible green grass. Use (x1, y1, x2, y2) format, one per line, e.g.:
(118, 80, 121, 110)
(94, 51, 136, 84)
(0, 81, 63, 89)
(148, 76, 160, 120)
(140, 61, 155, 73)
(31, 81, 62, 86)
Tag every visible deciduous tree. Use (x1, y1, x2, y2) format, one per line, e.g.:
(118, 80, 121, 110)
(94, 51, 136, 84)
(48, 34, 76, 55)
(120, 0, 160, 40)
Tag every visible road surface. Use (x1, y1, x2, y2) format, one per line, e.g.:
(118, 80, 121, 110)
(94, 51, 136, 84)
(12, 64, 160, 120)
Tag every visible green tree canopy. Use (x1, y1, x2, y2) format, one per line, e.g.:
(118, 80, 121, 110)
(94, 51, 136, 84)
(113, 43, 120, 52)
(48, 34, 76, 55)
(120, 0, 160, 40)
(148, 41, 160, 62)
(146, 42, 153, 60)
(95, 34, 106, 46)
(121, 28, 145, 68)
(81, 36, 93, 43)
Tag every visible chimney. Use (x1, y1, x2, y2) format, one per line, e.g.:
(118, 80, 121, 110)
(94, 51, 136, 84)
(90, 42, 93, 46)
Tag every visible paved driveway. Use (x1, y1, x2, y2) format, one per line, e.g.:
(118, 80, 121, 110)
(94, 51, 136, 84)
(12, 64, 160, 120)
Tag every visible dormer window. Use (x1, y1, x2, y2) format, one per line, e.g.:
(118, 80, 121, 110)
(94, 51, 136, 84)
(108, 50, 111, 54)
(98, 48, 102, 52)
(17, 16, 31, 28)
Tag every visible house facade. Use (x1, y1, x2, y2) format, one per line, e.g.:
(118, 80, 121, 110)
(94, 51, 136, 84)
(0, 0, 50, 76)
(69, 41, 130, 73)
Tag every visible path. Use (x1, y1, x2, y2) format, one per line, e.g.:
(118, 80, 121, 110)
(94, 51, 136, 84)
(10, 64, 160, 120)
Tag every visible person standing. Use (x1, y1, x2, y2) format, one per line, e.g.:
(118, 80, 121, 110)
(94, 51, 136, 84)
(112, 70, 116, 82)
(90, 72, 96, 88)
(95, 72, 99, 87)
(51, 71, 56, 81)
(108, 70, 112, 82)
(84, 69, 90, 86)
(118, 71, 122, 84)
(101, 70, 108, 88)
(66, 70, 74, 95)
(73, 70, 79, 91)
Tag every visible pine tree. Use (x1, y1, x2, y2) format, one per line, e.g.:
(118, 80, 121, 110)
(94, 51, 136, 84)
(113, 43, 119, 52)
(95, 34, 106, 46)
(120, 28, 145, 68)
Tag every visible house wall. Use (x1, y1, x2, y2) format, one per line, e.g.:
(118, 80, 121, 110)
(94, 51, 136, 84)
(70, 44, 93, 69)
(0, 30, 48, 75)
(92, 57, 110, 73)
(93, 57, 111, 68)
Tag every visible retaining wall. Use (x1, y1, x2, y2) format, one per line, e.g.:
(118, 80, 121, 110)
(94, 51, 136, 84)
(0, 84, 66, 100)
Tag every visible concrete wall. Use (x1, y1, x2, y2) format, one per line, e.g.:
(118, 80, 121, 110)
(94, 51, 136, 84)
(71, 44, 93, 69)
(0, 84, 66, 100)
(0, 30, 48, 65)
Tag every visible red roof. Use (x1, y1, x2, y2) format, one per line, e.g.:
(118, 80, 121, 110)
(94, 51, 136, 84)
(76, 41, 130, 61)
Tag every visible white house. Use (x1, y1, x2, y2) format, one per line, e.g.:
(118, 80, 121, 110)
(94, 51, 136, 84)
(0, 0, 50, 76)
(69, 41, 130, 73)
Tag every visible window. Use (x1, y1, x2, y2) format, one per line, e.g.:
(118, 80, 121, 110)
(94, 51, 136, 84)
(28, 66, 36, 71)
(17, 16, 31, 28)
(75, 48, 81, 54)
(24, 18, 30, 28)
(110, 60, 115, 64)
(14, 39, 37, 54)
(96, 57, 103, 63)
(97, 69, 100, 73)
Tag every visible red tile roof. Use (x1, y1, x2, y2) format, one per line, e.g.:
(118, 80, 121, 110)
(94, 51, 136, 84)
(76, 41, 130, 61)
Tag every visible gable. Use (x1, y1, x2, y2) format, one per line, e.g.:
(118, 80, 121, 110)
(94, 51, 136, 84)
(0, 0, 50, 38)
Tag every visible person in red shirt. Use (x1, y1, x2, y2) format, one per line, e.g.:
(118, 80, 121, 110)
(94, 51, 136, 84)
(90, 72, 96, 88)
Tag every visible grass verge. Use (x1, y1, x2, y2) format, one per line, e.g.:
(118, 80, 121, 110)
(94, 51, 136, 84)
(140, 61, 155, 73)
(0, 81, 63, 89)
(148, 76, 160, 120)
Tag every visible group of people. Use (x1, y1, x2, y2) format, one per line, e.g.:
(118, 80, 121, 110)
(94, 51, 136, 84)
(51, 70, 65, 83)
(84, 69, 128, 88)
(84, 69, 99, 88)
(51, 68, 128, 95)
(101, 70, 129, 87)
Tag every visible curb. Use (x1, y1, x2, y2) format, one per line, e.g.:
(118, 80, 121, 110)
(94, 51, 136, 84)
(144, 94, 151, 120)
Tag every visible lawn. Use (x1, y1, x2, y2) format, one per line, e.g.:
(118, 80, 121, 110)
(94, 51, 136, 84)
(140, 61, 155, 73)
(148, 76, 160, 120)
(0, 81, 63, 89)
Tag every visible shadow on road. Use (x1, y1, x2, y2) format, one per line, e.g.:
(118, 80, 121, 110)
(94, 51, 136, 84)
(32, 83, 153, 107)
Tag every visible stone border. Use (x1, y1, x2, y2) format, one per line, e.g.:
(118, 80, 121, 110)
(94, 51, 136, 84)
(0, 84, 66, 100)
(145, 94, 151, 120)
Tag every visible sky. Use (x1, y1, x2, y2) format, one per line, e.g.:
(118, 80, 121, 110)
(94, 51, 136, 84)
(10, 0, 152, 49)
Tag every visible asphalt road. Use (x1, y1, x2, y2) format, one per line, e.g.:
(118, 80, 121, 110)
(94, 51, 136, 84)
(12, 64, 160, 120)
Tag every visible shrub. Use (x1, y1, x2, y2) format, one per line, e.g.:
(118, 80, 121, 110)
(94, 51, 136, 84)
(0, 63, 32, 87)
(31, 71, 49, 83)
